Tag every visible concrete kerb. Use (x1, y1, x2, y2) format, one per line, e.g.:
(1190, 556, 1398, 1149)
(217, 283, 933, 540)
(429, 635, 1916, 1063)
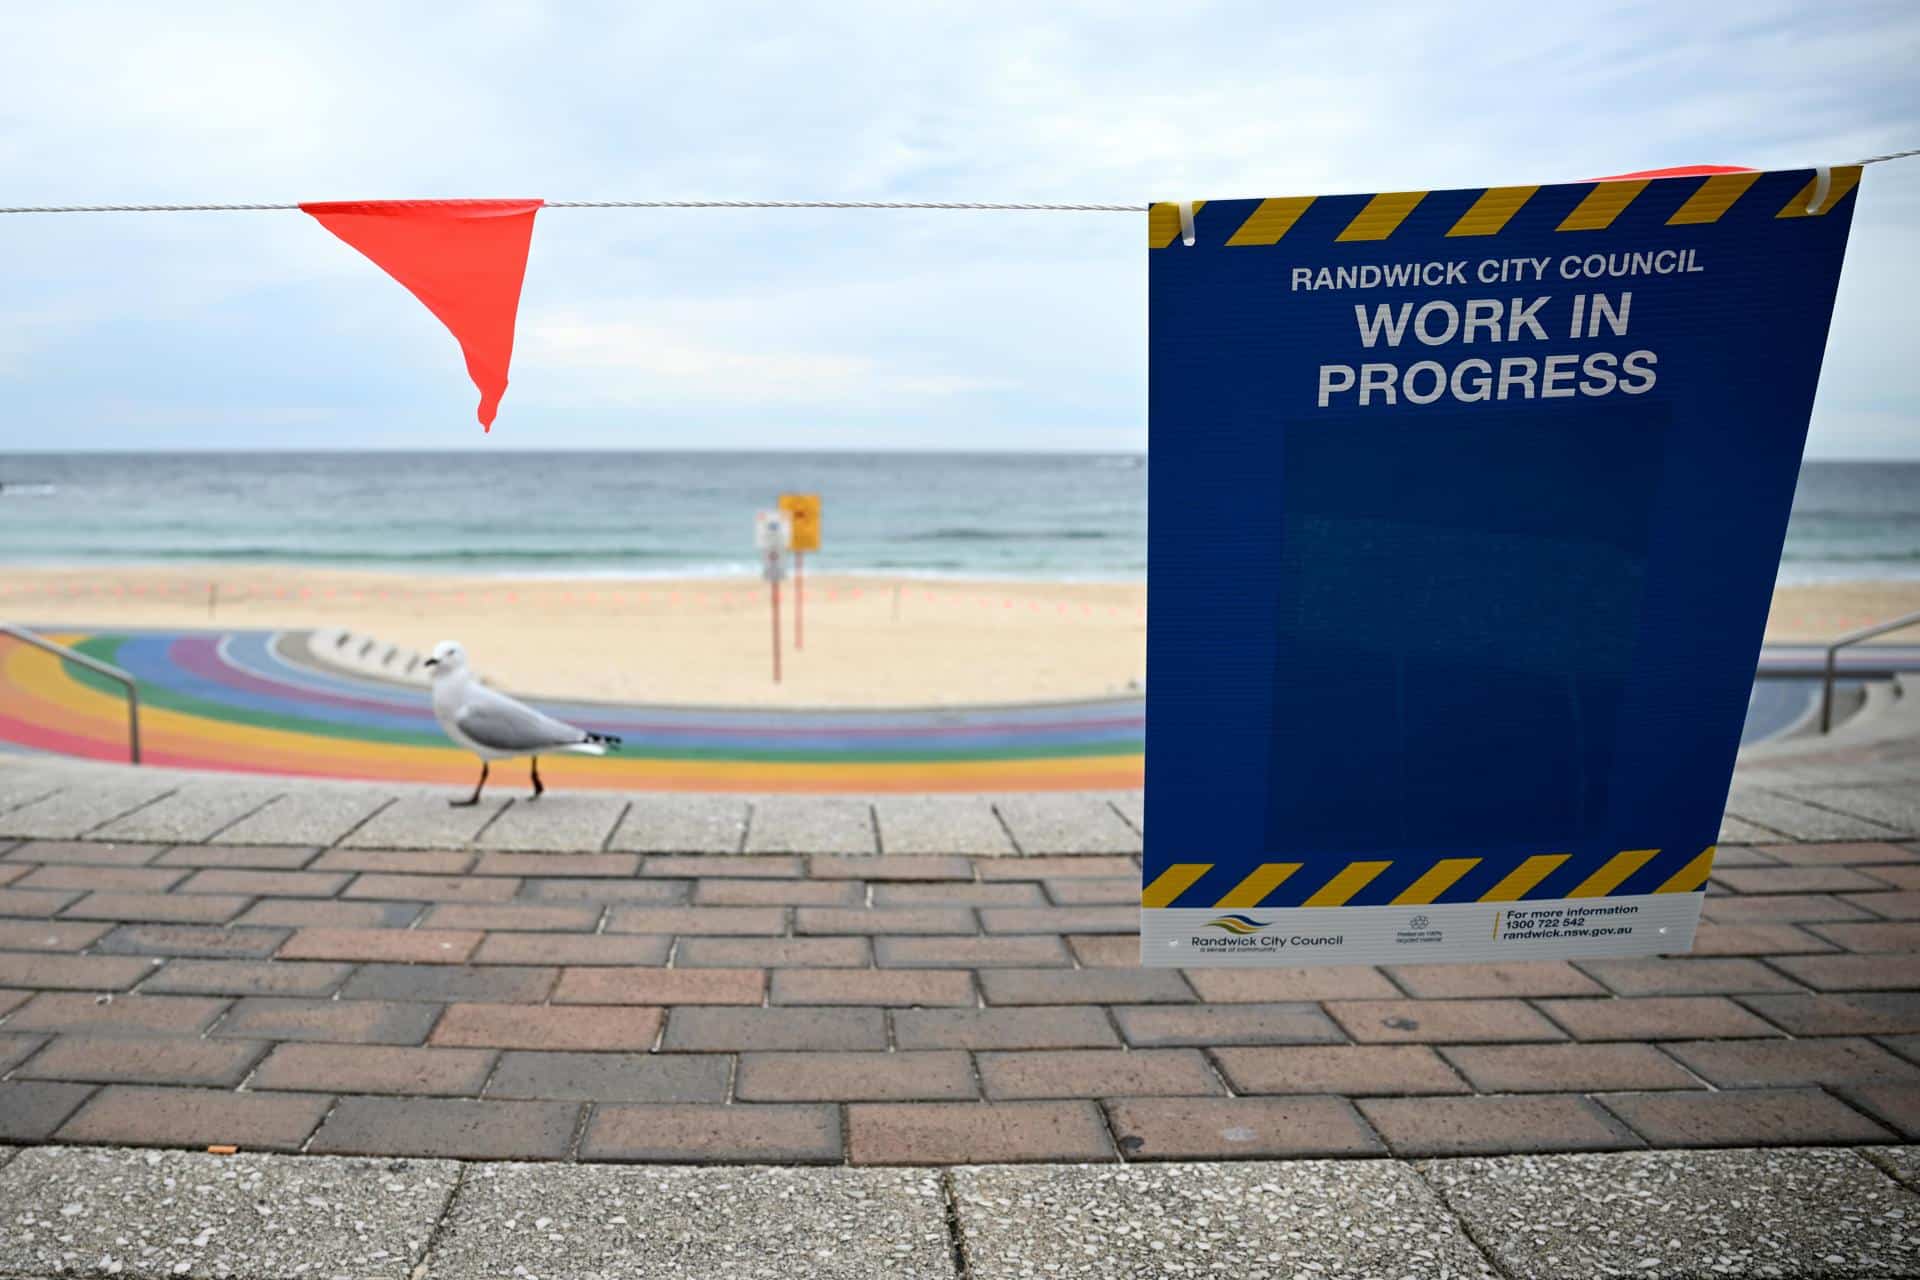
(2, 1146, 1919, 1279)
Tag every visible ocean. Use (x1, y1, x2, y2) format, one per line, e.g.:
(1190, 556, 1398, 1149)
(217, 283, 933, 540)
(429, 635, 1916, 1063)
(0, 452, 1914, 583)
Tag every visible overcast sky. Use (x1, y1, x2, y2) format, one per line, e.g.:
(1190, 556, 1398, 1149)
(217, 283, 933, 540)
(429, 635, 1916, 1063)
(1, 1, 1915, 456)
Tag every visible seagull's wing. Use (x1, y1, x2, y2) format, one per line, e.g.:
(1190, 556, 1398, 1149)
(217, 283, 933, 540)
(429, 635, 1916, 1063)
(454, 685, 589, 753)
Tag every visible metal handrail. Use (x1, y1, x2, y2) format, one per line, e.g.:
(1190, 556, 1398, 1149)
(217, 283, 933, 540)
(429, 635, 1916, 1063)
(0, 624, 141, 763)
(1821, 608, 1920, 733)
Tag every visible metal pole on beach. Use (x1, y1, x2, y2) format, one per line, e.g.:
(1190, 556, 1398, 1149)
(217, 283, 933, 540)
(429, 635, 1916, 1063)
(795, 551, 804, 650)
(771, 576, 782, 683)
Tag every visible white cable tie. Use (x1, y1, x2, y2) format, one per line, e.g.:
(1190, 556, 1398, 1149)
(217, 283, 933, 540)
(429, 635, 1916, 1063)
(1808, 166, 1832, 215)
(1177, 201, 1196, 246)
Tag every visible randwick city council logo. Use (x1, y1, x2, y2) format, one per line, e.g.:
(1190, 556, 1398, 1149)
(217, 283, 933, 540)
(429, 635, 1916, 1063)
(1205, 914, 1273, 935)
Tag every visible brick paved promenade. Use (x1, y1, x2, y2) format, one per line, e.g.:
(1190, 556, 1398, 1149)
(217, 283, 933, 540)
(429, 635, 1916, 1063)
(0, 755, 1916, 1166)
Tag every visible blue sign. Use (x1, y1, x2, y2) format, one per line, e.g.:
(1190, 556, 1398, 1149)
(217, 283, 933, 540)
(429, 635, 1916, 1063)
(1144, 168, 1859, 965)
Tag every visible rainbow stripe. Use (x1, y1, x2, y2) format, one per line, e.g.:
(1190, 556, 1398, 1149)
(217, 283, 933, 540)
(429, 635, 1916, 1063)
(0, 629, 1144, 793)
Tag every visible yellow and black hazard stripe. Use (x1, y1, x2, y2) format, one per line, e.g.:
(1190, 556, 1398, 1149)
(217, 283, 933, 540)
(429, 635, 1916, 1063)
(1150, 167, 1860, 248)
(1141, 846, 1717, 909)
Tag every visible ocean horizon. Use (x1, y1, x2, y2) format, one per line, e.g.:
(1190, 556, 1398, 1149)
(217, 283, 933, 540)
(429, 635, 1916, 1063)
(1, 450, 1916, 584)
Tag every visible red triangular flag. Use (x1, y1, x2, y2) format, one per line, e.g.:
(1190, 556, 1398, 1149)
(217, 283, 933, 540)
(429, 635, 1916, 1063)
(1590, 165, 1755, 181)
(302, 199, 544, 431)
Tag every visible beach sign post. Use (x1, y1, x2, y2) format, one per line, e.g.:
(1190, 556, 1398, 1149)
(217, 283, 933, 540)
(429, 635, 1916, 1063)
(756, 509, 791, 683)
(779, 493, 822, 651)
(1144, 167, 1860, 967)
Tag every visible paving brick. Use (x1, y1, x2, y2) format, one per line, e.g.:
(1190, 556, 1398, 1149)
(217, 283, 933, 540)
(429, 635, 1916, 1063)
(1664, 1036, 1920, 1088)
(553, 967, 764, 1005)
(1062, 934, 1141, 967)
(58, 1085, 330, 1151)
(796, 906, 977, 935)
(1212, 1045, 1468, 1096)
(94, 924, 292, 962)
(1112, 1002, 1345, 1047)
(236, 899, 423, 928)
(0, 889, 80, 917)
(431, 1003, 663, 1051)
(0, 862, 23, 885)
(979, 1049, 1222, 1100)
(342, 963, 558, 1003)
(1439, 1043, 1700, 1093)
(487, 1059, 725, 1105)
(980, 906, 1136, 935)
(1865, 864, 1920, 889)
(1715, 865, 1889, 895)
(874, 935, 1071, 968)
(485, 1051, 732, 1103)
(1181, 966, 1402, 1001)
(61, 891, 251, 924)
(872, 794, 1016, 856)
(609, 798, 752, 853)
(518, 878, 694, 904)
(471, 852, 640, 877)
(15, 864, 187, 892)
(1538, 995, 1782, 1040)
(4, 840, 163, 866)
(848, 1100, 1113, 1164)
(344, 873, 521, 902)
(310, 1095, 580, 1158)
(339, 796, 511, 850)
(213, 792, 399, 846)
(278, 927, 481, 963)
(1575, 956, 1804, 996)
(979, 968, 1193, 1005)
(0, 919, 109, 951)
(1698, 845, 1779, 866)
(15, 1034, 265, 1086)
(250, 1043, 497, 1096)
(810, 855, 972, 881)
(0, 1080, 96, 1140)
(1701, 893, 1874, 923)
(743, 796, 875, 855)
(978, 856, 1140, 880)
(693, 878, 860, 906)
(1685, 923, 1835, 956)
(1741, 992, 1920, 1036)
(663, 1006, 885, 1051)
(156, 844, 322, 869)
(0, 953, 154, 991)
(1833, 1084, 1920, 1138)
(893, 1006, 1121, 1051)
(1769, 953, 1920, 992)
(1806, 921, 1920, 952)
(583, 1103, 842, 1162)
(0, 989, 25, 1017)
(178, 869, 350, 898)
(1599, 1086, 1893, 1146)
(676, 937, 871, 968)
(1385, 961, 1604, 999)
(1841, 892, 1920, 920)
(422, 905, 602, 936)
(872, 881, 1044, 907)
(992, 794, 1140, 854)
(1758, 841, 1920, 866)
(473, 793, 629, 853)
(1040, 877, 1138, 906)
(470, 933, 672, 966)
(770, 968, 974, 1006)
(643, 854, 799, 878)
(604, 905, 782, 935)
(1106, 1095, 1382, 1160)
(6, 992, 227, 1035)
(1360, 1094, 1641, 1156)
(310, 848, 477, 873)
(1326, 999, 1564, 1044)
(141, 958, 353, 996)
(736, 1051, 977, 1101)
(216, 997, 443, 1045)
(0, 1032, 48, 1074)
(87, 786, 287, 843)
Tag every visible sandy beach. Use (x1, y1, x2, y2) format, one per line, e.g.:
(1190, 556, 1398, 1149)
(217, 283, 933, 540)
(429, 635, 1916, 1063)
(1, 566, 1147, 707)
(5, 564, 1917, 707)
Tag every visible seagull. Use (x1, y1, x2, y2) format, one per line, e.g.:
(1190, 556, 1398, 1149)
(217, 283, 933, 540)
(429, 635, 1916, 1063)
(424, 640, 621, 806)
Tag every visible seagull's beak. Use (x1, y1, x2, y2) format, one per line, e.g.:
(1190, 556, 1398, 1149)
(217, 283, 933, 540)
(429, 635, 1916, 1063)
(424, 658, 439, 668)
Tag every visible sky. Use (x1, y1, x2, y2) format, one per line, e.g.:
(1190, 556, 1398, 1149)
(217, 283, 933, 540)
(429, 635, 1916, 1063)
(0, 1, 1915, 456)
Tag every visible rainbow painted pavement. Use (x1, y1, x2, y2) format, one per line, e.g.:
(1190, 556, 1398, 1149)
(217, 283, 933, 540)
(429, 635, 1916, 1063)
(0, 629, 1144, 792)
